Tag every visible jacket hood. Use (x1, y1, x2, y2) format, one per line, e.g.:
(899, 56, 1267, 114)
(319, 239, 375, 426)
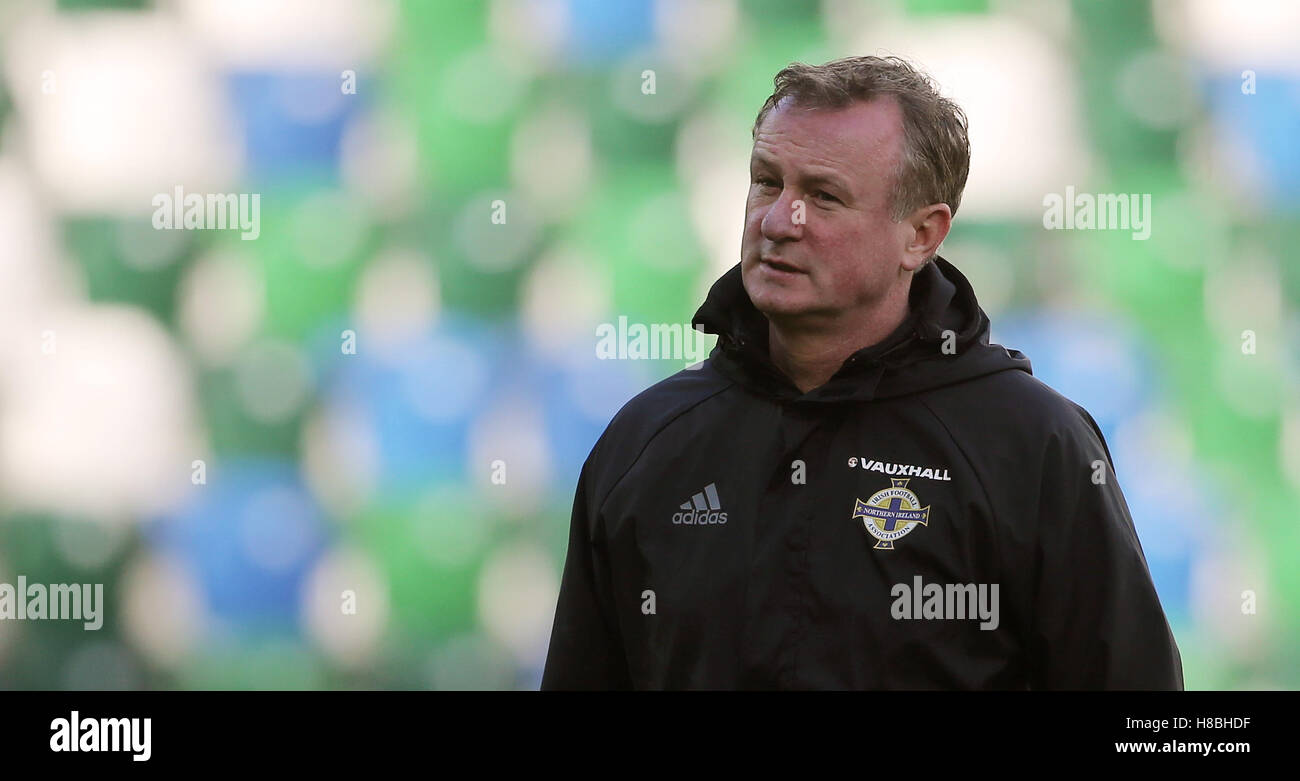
(690, 256, 1032, 404)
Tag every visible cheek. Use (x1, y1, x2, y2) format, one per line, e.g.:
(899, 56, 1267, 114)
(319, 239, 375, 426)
(836, 215, 899, 258)
(740, 204, 756, 231)
(741, 208, 767, 247)
(815, 223, 890, 286)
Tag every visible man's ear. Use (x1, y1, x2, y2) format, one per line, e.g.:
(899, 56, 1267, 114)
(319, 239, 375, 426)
(901, 203, 952, 272)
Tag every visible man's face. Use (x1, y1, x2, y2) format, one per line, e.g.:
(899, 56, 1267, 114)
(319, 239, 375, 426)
(741, 95, 914, 325)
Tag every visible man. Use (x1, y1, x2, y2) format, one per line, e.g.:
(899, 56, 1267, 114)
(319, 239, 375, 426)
(541, 56, 1183, 689)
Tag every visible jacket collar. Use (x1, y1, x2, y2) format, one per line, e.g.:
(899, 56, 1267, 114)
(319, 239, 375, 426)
(690, 256, 1017, 404)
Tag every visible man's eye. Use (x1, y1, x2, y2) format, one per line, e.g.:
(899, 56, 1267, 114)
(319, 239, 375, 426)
(753, 177, 778, 188)
(813, 190, 839, 203)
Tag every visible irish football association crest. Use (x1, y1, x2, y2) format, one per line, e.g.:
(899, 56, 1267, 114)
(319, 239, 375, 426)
(852, 478, 930, 550)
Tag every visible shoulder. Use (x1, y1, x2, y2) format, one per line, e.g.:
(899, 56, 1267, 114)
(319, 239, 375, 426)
(581, 358, 735, 497)
(922, 368, 1109, 461)
(968, 369, 1094, 425)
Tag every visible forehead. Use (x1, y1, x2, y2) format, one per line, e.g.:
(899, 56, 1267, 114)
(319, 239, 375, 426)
(751, 95, 904, 176)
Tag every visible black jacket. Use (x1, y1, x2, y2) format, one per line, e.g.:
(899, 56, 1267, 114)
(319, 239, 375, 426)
(542, 257, 1184, 690)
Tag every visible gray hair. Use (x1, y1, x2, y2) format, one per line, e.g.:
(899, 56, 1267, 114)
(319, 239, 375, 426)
(753, 55, 971, 223)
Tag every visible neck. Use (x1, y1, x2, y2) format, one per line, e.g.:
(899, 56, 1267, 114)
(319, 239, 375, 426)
(767, 280, 912, 394)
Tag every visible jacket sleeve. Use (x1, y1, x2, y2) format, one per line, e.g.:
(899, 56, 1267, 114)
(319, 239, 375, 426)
(1025, 406, 1184, 690)
(540, 454, 633, 690)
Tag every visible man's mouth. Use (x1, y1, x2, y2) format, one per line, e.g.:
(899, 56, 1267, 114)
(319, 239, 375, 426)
(760, 257, 804, 274)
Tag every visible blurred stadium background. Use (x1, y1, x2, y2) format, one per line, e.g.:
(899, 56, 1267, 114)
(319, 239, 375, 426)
(0, 0, 1296, 690)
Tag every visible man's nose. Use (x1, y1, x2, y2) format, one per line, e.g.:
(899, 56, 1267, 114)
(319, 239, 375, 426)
(760, 189, 804, 241)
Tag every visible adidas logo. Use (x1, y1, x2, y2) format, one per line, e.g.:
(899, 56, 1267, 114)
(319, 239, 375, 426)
(672, 483, 727, 525)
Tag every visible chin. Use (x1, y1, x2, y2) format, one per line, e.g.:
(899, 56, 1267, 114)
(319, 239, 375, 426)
(753, 298, 816, 320)
(743, 275, 813, 318)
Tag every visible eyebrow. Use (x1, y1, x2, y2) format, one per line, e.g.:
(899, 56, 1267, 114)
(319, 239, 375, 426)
(750, 153, 853, 194)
